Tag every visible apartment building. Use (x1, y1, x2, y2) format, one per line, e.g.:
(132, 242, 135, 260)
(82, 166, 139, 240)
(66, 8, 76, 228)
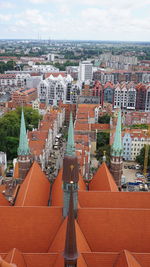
(38, 74, 80, 106)
(122, 129, 150, 161)
(78, 61, 93, 82)
(114, 82, 136, 109)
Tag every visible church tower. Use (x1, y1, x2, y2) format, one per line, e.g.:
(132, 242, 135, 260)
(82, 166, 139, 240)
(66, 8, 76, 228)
(110, 110, 123, 188)
(62, 112, 79, 218)
(18, 109, 31, 180)
(64, 184, 78, 267)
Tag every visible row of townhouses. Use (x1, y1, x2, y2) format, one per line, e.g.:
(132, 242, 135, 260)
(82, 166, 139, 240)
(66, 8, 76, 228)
(83, 81, 150, 111)
(93, 70, 150, 84)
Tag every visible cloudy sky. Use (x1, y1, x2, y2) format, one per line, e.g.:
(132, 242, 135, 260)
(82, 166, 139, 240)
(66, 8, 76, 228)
(0, 0, 150, 41)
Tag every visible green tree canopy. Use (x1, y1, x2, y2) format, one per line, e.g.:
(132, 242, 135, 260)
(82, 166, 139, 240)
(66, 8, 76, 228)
(0, 107, 42, 160)
(98, 114, 110, 124)
(96, 132, 110, 163)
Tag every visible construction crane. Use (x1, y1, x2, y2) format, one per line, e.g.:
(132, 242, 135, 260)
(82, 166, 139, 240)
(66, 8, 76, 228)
(143, 125, 150, 178)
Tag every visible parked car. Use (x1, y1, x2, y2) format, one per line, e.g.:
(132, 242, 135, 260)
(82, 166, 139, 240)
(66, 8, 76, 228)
(124, 165, 128, 169)
(136, 174, 145, 179)
(135, 164, 140, 170)
(131, 165, 136, 169)
(128, 166, 132, 169)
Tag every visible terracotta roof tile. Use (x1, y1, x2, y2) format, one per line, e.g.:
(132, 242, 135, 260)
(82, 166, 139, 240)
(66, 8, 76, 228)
(4, 248, 26, 267)
(0, 207, 63, 252)
(49, 218, 91, 253)
(113, 250, 141, 267)
(78, 174, 86, 191)
(24, 253, 58, 267)
(15, 162, 50, 207)
(51, 169, 63, 207)
(78, 208, 150, 253)
(89, 162, 118, 192)
(52, 253, 88, 267)
(0, 192, 10, 206)
(78, 191, 150, 209)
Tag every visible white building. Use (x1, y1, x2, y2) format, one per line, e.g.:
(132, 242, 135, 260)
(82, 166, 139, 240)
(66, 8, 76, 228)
(114, 83, 136, 110)
(31, 65, 59, 73)
(38, 74, 76, 106)
(78, 61, 93, 82)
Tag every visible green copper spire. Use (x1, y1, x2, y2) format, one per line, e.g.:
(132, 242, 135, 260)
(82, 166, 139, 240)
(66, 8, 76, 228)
(66, 112, 75, 156)
(18, 109, 30, 156)
(111, 110, 122, 157)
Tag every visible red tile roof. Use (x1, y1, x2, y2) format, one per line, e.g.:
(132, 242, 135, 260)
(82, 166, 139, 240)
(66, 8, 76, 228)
(89, 162, 118, 192)
(51, 169, 63, 207)
(78, 191, 150, 209)
(114, 250, 141, 267)
(15, 162, 50, 207)
(4, 248, 26, 267)
(48, 218, 91, 253)
(0, 192, 10, 206)
(45, 72, 66, 79)
(78, 208, 150, 253)
(0, 207, 63, 252)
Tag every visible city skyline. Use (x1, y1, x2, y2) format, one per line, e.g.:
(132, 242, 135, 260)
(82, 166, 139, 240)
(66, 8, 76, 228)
(0, 0, 150, 41)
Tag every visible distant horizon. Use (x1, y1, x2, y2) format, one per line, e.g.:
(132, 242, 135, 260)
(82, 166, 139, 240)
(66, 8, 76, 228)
(0, 0, 150, 42)
(0, 39, 150, 44)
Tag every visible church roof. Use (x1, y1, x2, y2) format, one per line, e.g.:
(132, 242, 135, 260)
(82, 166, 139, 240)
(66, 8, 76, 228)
(89, 162, 118, 191)
(51, 169, 63, 206)
(78, 174, 86, 191)
(18, 109, 30, 156)
(4, 248, 26, 267)
(78, 208, 150, 253)
(49, 218, 91, 253)
(114, 250, 141, 267)
(15, 162, 50, 206)
(0, 207, 63, 253)
(0, 192, 10, 206)
(52, 253, 88, 267)
(79, 191, 150, 209)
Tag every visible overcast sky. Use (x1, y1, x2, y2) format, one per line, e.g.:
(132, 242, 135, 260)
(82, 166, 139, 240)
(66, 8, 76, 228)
(0, 0, 150, 41)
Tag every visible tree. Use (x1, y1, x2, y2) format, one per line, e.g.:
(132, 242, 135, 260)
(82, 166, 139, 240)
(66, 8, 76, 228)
(98, 114, 110, 124)
(96, 132, 110, 163)
(96, 132, 109, 149)
(136, 146, 150, 169)
(0, 107, 42, 160)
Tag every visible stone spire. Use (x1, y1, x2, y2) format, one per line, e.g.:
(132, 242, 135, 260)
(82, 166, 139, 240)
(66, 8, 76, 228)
(18, 109, 31, 180)
(62, 111, 79, 218)
(110, 109, 123, 188)
(18, 109, 30, 156)
(111, 109, 122, 157)
(66, 112, 75, 157)
(64, 183, 78, 267)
